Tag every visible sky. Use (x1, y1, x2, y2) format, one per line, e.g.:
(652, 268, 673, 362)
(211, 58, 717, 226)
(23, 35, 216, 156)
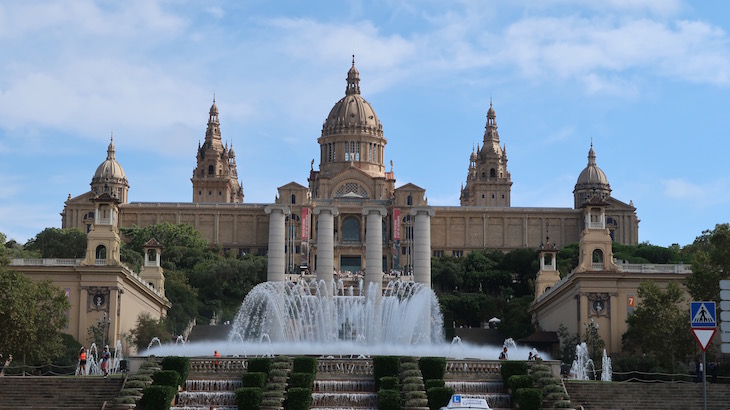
(1, 0, 729, 248)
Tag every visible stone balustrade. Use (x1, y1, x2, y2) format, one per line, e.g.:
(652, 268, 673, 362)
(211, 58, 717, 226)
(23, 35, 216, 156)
(188, 357, 247, 374)
(317, 358, 374, 377)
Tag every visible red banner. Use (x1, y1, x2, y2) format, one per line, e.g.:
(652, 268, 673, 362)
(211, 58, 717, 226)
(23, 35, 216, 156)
(301, 208, 310, 241)
(393, 209, 401, 241)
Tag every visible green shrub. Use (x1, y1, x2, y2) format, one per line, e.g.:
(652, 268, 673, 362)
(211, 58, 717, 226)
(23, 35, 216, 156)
(272, 361, 291, 370)
(373, 356, 400, 389)
(292, 356, 317, 374)
(401, 376, 423, 385)
(424, 379, 445, 390)
(380, 376, 399, 390)
(265, 382, 286, 391)
(404, 390, 427, 400)
(401, 369, 421, 378)
(140, 361, 161, 369)
(500, 360, 528, 384)
(553, 399, 573, 408)
(546, 392, 568, 401)
(426, 386, 454, 410)
(117, 388, 143, 397)
(261, 398, 283, 407)
(128, 374, 152, 382)
(405, 398, 429, 408)
(141, 385, 176, 410)
(285, 387, 312, 410)
(538, 377, 559, 387)
(247, 357, 272, 374)
(152, 370, 181, 387)
(242, 372, 267, 388)
(508, 374, 534, 391)
(235, 387, 262, 410)
(269, 368, 288, 378)
(515, 387, 542, 410)
(113, 396, 136, 404)
(419, 357, 446, 381)
(377, 389, 402, 410)
(289, 372, 315, 389)
(125, 380, 146, 389)
(543, 384, 563, 394)
(160, 356, 190, 385)
(530, 364, 550, 373)
(531, 370, 552, 380)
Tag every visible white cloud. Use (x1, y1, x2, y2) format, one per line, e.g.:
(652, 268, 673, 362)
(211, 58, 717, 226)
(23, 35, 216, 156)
(661, 178, 730, 206)
(206, 6, 225, 19)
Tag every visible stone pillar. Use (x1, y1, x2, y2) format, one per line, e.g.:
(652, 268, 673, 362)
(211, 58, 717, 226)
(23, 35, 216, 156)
(411, 207, 435, 287)
(265, 205, 290, 282)
(363, 207, 387, 292)
(314, 206, 339, 293)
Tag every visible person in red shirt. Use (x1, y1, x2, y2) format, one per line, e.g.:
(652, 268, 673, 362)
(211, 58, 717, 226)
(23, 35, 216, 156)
(214, 350, 221, 371)
(77, 347, 87, 377)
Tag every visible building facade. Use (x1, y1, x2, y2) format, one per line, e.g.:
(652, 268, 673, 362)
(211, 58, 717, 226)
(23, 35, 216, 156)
(61, 58, 639, 276)
(15, 194, 170, 354)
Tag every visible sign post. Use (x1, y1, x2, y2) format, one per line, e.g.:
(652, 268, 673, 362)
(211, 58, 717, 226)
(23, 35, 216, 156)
(691, 301, 716, 410)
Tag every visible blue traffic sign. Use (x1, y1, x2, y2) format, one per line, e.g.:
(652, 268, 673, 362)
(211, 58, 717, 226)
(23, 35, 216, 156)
(691, 301, 716, 328)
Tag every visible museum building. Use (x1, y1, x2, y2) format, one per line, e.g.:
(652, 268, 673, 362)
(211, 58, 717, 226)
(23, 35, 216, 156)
(61, 58, 639, 276)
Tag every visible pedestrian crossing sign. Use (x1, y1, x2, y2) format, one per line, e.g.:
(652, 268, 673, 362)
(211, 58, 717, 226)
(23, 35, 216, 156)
(690, 301, 716, 328)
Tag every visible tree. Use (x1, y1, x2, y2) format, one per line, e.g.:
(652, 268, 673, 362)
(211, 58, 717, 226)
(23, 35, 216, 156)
(622, 281, 694, 372)
(499, 295, 535, 340)
(130, 312, 169, 353)
(0, 268, 70, 364)
(120, 222, 214, 271)
(164, 270, 200, 335)
(188, 255, 267, 322)
(685, 223, 730, 301)
(24, 228, 87, 258)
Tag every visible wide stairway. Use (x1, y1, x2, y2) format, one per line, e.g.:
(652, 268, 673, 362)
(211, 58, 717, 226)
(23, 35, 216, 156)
(0, 376, 124, 409)
(565, 380, 730, 410)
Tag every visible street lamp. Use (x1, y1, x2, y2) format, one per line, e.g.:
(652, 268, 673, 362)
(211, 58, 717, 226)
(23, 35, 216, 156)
(98, 312, 110, 349)
(585, 319, 599, 379)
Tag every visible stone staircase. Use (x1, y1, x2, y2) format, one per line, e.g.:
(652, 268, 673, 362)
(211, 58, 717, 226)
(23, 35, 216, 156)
(172, 378, 241, 410)
(0, 376, 124, 409)
(311, 379, 378, 409)
(565, 380, 730, 410)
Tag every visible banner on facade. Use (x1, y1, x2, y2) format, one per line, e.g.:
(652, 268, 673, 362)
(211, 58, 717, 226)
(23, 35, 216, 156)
(301, 207, 310, 241)
(393, 209, 401, 241)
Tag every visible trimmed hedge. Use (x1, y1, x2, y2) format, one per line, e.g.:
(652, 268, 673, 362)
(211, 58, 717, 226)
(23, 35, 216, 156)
(289, 372, 314, 389)
(242, 372, 267, 388)
(380, 376, 399, 390)
(377, 388, 402, 410)
(419, 356, 446, 382)
(285, 387, 312, 410)
(515, 387, 542, 410)
(141, 385, 176, 410)
(236, 387, 262, 410)
(500, 360, 528, 384)
(161, 356, 190, 385)
(426, 386, 454, 410)
(424, 379, 445, 390)
(152, 370, 181, 387)
(373, 356, 400, 390)
(247, 357, 272, 374)
(508, 374, 534, 391)
(292, 356, 317, 374)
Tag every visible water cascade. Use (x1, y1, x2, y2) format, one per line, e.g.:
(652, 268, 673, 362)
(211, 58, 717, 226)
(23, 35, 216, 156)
(570, 342, 595, 380)
(601, 349, 612, 381)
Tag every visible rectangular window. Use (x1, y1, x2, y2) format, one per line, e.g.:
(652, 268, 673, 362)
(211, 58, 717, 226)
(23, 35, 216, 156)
(433, 250, 444, 258)
(453, 250, 463, 258)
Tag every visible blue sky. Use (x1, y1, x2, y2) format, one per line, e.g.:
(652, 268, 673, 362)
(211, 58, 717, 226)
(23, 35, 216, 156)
(1, 0, 729, 247)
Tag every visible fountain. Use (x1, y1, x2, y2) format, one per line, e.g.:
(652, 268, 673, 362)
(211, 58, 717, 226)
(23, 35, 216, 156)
(601, 349, 612, 381)
(147, 336, 162, 350)
(569, 342, 595, 380)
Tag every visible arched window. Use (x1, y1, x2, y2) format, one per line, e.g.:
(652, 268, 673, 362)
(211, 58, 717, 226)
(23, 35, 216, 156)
(95, 245, 107, 260)
(592, 249, 604, 263)
(342, 217, 360, 242)
(407, 195, 413, 206)
(291, 194, 296, 205)
(490, 168, 496, 178)
(208, 165, 214, 175)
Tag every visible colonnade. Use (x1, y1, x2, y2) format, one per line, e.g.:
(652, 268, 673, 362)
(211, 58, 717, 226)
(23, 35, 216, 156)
(265, 205, 434, 290)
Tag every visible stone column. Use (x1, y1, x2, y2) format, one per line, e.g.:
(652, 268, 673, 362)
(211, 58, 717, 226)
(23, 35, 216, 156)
(265, 205, 290, 282)
(314, 206, 339, 293)
(411, 207, 435, 287)
(363, 207, 387, 292)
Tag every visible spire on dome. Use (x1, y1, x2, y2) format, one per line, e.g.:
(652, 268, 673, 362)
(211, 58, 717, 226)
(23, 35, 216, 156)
(107, 132, 116, 160)
(346, 54, 361, 96)
(587, 140, 597, 167)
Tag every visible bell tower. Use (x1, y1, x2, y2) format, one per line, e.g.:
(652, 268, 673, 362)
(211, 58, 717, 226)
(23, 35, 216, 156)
(575, 194, 619, 272)
(535, 236, 560, 299)
(83, 193, 122, 266)
(191, 97, 244, 203)
(139, 238, 165, 295)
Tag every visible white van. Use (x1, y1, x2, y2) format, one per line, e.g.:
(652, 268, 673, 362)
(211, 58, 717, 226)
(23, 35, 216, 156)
(441, 394, 491, 409)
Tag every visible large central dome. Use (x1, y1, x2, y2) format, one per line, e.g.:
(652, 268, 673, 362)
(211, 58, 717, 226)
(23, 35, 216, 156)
(321, 57, 383, 138)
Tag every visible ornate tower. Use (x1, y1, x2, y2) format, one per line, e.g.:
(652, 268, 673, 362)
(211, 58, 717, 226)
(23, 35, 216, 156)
(460, 101, 512, 206)
(191, 98, 244, 203)
(575, 194, 619, 272)
(139, 238, 165, 295)
(534, 235, 560, 299)
(83, 193, 122, 266)
(91, 134, 129, 203)
(573, 143, 611, 208)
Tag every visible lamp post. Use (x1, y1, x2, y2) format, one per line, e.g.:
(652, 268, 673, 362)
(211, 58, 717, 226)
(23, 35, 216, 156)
(585, 319, 599, 379)
(98, 312, 110, 349)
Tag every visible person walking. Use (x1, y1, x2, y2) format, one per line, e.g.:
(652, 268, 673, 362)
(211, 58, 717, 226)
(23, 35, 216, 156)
(77, 347, 87, 377)
(100, 346, 111, 378)
(214, 350, 221, 371)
